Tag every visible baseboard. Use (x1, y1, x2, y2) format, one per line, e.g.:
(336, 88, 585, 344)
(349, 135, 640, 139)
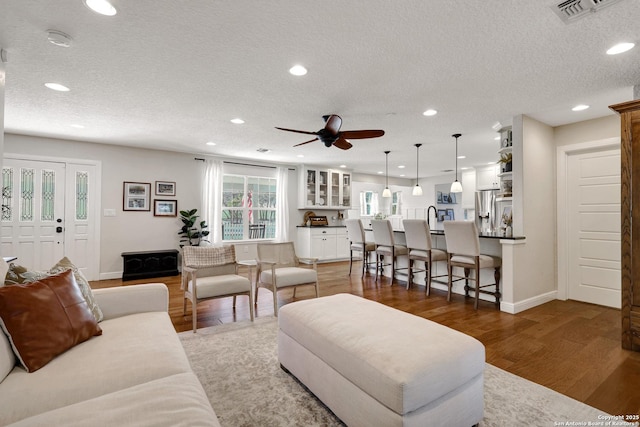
(99, 271, 123, 280)
(500, 290, 558, 314)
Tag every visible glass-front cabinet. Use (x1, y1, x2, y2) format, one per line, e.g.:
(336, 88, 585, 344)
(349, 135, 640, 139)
(298, 166, 352, 209)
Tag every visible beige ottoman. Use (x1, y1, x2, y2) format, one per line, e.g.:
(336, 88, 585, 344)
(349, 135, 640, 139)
(278, 293, 485, 427)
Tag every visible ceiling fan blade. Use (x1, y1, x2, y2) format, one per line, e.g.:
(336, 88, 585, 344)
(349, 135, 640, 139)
(293, 137, 319, 147)
(324, 115, 342, 135)
(275, 127, 318, 136)
(340, 129, 385, 139)
(333, 137, 353, 150)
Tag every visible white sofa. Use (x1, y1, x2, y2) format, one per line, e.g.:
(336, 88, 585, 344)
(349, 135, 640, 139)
(0, 283, 220, 426)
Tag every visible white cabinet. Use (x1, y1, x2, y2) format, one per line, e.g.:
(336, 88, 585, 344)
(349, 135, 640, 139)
(296, 227, 350, 262)
(298, 166, 351, 209)
(461, 170, 476, 208)
(476, 164, 500, 190)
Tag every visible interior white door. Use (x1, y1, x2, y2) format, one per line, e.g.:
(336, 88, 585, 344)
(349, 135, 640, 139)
(1, 159, 66, 270)
(567, 148, 621, 308)
(2, 158, 100, 279)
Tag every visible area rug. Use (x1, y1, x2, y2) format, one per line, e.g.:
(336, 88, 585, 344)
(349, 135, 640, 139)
(179, 317, 608, 427)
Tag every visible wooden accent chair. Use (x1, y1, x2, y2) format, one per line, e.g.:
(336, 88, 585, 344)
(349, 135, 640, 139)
(344, 219, 376, 277)
(181, 245, 254, 332)
(443, 221, 501, 309)
(402, 219, 448, 294)
(255, 242, 319, 316)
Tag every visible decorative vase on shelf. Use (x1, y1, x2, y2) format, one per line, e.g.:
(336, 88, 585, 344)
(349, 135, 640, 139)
(505, 225, 513, 238)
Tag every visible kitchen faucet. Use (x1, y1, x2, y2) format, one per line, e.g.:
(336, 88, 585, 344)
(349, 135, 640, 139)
(427, 205, 437, 228)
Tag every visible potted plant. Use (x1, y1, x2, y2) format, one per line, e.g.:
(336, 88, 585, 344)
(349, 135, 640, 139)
(178, 209, 210, 247)
(497, 152, 512, 173)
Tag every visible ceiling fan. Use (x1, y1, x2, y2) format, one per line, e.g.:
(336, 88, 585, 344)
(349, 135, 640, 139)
(275, 114, 385, 150)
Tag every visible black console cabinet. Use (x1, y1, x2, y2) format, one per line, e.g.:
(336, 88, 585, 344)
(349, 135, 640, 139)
(121, 249, 179, 281)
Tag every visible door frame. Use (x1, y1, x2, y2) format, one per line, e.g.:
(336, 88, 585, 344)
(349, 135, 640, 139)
(556, 137, 620, 300)
(3, 152, 102, 279)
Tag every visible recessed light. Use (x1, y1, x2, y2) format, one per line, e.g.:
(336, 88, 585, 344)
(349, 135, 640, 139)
(461, 167, 469, 170)
(206, 141, 216, 146)
(487, 162, 495, 165)
(289, 65, 307, 76)
(70, 124, 85, 129)
(230, 118, 245, 124)
(494, 136, 500, 141)
(457, 155, 466, 159)
(340, 164, 346, 168)
(83, 0, 117, 16)
(423, 109, 438, 117)
(47, 30, 73, 48)
(607, 42, 635, 55)
(398, 165, 405, 169)
(572, 104, 590, 111)
(400, 174, 405, 177)
(44, 83, 70, 92)
(377, 171, 383, 174)
(297, 154, 304, 158)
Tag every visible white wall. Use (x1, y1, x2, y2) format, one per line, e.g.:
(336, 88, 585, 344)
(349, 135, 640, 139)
(4, 134, 298, 278)
(554, 115, 618, 147)
(511, 115, 557, 303)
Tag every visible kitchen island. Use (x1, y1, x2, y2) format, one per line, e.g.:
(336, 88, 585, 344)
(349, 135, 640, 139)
(363, 227, 526, 313)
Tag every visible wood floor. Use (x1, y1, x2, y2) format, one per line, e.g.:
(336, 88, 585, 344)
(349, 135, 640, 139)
(92, 260, 640, 417)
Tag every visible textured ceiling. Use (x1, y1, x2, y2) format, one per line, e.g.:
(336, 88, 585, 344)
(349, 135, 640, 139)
(0, 0, 638, 178)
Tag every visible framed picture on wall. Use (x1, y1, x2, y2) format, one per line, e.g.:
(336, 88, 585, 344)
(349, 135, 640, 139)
(154, 199, 177, 217)
(446, 208, 455, 220)
(123, 182, 151, 211)
(155, 181, 176, 196)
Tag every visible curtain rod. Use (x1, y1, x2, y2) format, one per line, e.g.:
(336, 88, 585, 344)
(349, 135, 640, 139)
(194, 158, 295, 171)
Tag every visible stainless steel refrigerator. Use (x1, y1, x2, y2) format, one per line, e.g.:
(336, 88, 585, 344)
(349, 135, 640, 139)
(475, 190, 499, 233)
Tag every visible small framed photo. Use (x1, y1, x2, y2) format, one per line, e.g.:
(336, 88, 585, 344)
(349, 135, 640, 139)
(154, 199, 177, 217)
(437, 209, 447, 222)
(155, 181, 176, 196)
(446, 208, 455, 220)
(123, 182, 151, 211)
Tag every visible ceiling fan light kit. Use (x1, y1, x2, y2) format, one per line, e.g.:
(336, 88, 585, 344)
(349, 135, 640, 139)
(412, 143, 423, 196)
(383, 150, 391, 198)
(450, 133, 463, 193)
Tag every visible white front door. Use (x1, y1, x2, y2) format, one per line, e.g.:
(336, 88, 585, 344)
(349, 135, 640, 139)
(566, 148, 621, 308)
(2, 157, 100, 279)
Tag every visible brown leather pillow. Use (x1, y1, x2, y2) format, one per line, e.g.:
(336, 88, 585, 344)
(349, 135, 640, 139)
(0, 270, 103, 372)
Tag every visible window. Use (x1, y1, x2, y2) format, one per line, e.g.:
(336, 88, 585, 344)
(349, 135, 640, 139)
(391, 191, 401, 216)
(359, 191, 379, 217)
(222, 174, 276, 241)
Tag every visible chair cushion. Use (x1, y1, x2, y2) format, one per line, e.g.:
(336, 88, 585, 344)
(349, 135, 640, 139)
(451, 254, 501, 268)
(375, 245, 408, 256)
(351, 242, 376, 252)
(188, 274, 251, 299)
(409, 248, 447, 261)
(260, 267, 317, 288)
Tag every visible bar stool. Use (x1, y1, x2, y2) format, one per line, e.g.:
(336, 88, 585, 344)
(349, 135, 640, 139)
(344, 219, 376, 277)
(402, 219, 448, 295)
(443, 221, 501, 309)
(371, 219, 408, 284)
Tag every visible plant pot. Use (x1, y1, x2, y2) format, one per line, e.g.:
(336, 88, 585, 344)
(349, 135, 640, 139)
(504, 162, 512, 173)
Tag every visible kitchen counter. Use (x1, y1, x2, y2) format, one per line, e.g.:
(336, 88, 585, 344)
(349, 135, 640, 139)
(297, 225, 346, 228)
(364, 228, 525, 240)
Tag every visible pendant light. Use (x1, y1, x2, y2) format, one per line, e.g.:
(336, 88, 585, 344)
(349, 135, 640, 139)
(412, 144, 423, 196)
(450, 133, 463, 193)
(382, 150, 392, 198)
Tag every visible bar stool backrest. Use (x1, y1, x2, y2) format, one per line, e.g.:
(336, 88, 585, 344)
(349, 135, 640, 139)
(402, 219, 434, 251)
(371, 219, 395, 247)
(443, 221, 480, 257)
(345, 219, 366, 245)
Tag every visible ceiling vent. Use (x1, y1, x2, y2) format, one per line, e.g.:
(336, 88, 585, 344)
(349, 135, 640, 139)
(551, 0, 625, 23)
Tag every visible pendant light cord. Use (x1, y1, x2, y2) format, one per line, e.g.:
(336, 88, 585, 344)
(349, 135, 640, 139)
(385, 150, 390, 188)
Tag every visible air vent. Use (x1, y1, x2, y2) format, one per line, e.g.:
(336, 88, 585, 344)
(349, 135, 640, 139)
(552, 0, 625, 23)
